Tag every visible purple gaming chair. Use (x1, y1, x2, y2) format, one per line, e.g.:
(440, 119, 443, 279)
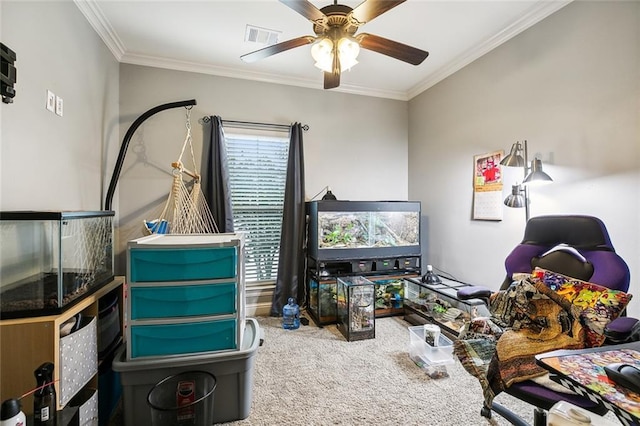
(458, 215, 635, 426)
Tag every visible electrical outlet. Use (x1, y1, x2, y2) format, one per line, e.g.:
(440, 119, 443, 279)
(46, 90, 55, 112)
(55, 96, 63, 116)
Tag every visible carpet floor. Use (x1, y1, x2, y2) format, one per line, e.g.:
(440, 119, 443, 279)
(109, 315, 622, 425)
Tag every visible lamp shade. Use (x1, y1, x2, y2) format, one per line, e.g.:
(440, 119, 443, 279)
(322, 188, 337, 200)
(523, 158, 553, 185)
(311, 38, 334, 73)
(504, 184, 525, 208)
(500, 142, 525, 167)
(337, 37, 359, 70)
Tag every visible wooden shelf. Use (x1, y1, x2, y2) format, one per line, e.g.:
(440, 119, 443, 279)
(0, 276, 125, 413)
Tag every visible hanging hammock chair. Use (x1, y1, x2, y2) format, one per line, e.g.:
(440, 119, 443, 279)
(144, 107, 219, 235)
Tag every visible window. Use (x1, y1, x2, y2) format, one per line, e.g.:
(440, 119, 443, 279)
(224, 132, 289, 283)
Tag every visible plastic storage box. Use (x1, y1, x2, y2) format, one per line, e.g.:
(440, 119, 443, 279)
(408, 324, 455, 366)
(113, 318, 261, 425)
(0, 211, 115, 319)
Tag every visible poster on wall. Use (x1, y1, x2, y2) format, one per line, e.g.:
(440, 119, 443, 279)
(472, 150, 504, 220)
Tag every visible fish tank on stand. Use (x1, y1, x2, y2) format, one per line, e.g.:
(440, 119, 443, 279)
(0, 211, 115, 319)
(306, 201, 421, 326)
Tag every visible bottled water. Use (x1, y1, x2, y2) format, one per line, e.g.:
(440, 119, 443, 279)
(282, 297, 300, 330)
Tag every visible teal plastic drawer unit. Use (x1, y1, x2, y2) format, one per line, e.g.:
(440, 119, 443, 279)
(129, 246, 237, 282)
(130, 282, 237, 320)
(126, 233, 246, 361)
(129, 317, 237, 358)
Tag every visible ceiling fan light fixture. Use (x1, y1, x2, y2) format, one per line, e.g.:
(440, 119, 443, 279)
(338, 37, 359, 70)
(242, 0, 429, 90)
(311, 38, 334, 72)
(311, 36, 360, 73)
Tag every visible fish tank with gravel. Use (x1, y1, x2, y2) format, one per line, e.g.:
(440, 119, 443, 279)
(307, 200, 421, 261)
(0, 211, 114, 319)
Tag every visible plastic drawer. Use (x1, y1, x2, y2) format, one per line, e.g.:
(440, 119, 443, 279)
(128, 247, 236, 282)
(129, 282, 236, 320)
(128, 317, 237, 359)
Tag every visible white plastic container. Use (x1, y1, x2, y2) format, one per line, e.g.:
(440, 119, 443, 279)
(408, 325, 454, 366)
(408, 324, 454, 379)
(547, 401, 619, 426)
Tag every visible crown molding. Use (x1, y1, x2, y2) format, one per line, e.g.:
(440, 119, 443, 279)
(407, 0, 573, 100)
(75, 0, 570, 101)
(120, 52, 408, 100)
(73, 0, 411, 100)
(74, 0, 125, 61)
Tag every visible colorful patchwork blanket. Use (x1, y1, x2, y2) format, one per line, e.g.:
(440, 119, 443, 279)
(453, 268, 631, 408)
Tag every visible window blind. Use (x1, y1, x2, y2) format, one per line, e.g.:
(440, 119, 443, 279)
(224, 133, 289, 283)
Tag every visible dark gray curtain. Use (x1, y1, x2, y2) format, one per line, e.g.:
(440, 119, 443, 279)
(270, 123, 306, 316)
(203, 115, 234, 233)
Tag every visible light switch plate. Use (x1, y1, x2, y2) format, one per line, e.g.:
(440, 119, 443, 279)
(55, 96, 63, 116)
(46, 90, 55, 112)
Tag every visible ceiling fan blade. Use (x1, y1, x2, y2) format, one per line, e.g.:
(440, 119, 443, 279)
(324, 70, 340, 90)
(241, 36, 316, 63)
(356, 33, 429, 65)
(349, 0, 406, 25)
(324, 51, 341, 89)
(279, 0, 328, 28)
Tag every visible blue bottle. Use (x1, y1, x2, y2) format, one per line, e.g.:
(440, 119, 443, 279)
(282, 297, 300, 330)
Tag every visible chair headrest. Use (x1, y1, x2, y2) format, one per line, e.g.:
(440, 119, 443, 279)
(503, 215, 630, 292)
(522, 215, 614, 251)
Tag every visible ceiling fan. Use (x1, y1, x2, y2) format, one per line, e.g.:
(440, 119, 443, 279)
(240, 0, 429, 90)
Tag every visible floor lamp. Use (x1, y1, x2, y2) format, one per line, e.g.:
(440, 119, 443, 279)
(500, 140, 553, 222)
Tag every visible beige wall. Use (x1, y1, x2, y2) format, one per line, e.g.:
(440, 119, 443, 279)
(116, 65, 409, 313)
(1, 1, 119, 211)
(3, 1, 639, 317)
(409, 1, 640, 314)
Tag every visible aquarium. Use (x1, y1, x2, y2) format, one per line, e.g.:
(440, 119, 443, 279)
(373, 277, 405, 316)
(307, 201, 421, 261)
(403, 277, 490, 338)
(336, 276, 375, 341)
(307, 277, 338, 325)
(0, 211, 114, 319)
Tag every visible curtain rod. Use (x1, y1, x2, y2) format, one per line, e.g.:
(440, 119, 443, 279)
(201, 116, 309, 132)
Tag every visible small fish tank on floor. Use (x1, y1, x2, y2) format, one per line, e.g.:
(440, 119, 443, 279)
(337, 276, 375, 341)
(0, 211, 114, 319)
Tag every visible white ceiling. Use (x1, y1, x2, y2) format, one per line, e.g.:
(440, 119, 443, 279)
(76, 0, 572, 100)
